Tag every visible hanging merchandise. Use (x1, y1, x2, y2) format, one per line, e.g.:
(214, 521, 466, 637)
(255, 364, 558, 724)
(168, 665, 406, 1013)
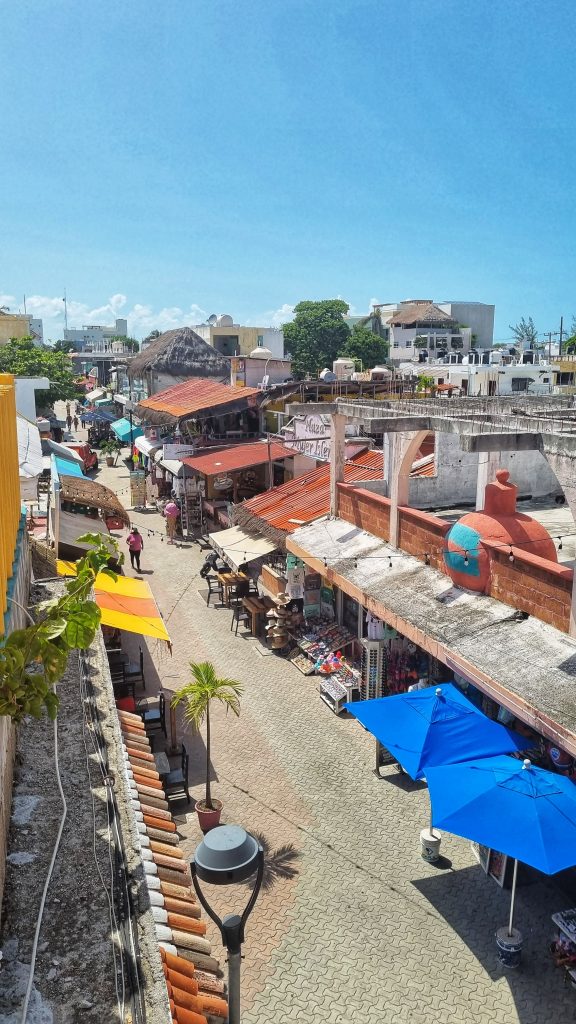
(320, 583, 335, 620)
(366, 612, 386, 640)
(287, 565, 305, 600)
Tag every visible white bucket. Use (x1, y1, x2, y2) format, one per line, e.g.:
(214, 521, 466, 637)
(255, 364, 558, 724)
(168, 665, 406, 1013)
(420, 828, 442, 862)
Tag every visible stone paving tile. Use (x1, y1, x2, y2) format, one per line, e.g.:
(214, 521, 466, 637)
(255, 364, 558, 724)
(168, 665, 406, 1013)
(93, 454, 576, 1024)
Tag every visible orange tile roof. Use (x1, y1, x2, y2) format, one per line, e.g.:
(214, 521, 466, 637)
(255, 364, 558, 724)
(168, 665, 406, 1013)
(117, 709, 227, 1019)
(138, 377, 260, 418)
(182, 441, 294, 476)
(242, 450, 384, 532)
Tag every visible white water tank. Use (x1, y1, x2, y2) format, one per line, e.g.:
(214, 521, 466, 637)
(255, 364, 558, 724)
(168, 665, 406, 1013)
(333, 358, 355, 380)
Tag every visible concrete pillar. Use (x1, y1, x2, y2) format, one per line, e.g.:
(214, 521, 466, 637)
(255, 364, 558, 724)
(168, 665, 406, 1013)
(388, 430, 429, 547)
(543, 451, 576, 637)
(329, 414, 346, 517)
(476, 451, 501, 510)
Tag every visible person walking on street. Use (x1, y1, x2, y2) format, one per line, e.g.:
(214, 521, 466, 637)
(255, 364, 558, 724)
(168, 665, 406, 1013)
(126, 526, 144, 571)
(73, 415, 79, 431)
(66, 402, 71, 419)
(81, 413, 86, 428)
(163, 500, 180, 544)
(66, 414, 73, 431)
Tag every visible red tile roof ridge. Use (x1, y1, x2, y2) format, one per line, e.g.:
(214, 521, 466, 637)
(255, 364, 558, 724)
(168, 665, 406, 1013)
(118, 707, 227, 1015)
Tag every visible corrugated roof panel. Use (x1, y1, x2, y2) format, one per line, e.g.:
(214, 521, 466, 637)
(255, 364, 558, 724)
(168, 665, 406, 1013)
(182, 441, 294, 475)
(138, 377, 261, 418)
(243, 450, 385, 532)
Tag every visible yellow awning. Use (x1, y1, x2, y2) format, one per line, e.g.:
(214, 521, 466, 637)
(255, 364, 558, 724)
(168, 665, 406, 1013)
(57, 561, 171, 643)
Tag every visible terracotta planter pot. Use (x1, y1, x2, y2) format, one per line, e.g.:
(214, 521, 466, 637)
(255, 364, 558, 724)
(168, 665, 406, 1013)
(195, 798, 222, 832)
(105, 455, 114, 467)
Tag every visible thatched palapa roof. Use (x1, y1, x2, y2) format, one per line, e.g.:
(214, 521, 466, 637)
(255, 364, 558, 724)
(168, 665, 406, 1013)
(389, 302, 457, 328)
(127, 327, 229, 380)
(60, 475, 131, 527)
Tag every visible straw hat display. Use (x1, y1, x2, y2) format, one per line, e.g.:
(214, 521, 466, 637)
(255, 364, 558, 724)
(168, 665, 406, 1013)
(276, 592, 291, 605)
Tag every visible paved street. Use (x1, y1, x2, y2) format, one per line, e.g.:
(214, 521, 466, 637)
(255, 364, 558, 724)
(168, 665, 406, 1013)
(95, 450, 576, 1023)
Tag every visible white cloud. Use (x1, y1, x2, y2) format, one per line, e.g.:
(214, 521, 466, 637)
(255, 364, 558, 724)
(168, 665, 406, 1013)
(0, 292, 211, 341)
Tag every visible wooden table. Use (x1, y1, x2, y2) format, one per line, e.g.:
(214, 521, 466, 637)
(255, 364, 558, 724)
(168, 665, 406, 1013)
(217, 571, 249, 606)
(242, 595, 274, 636)
(154, 751, 171, 777)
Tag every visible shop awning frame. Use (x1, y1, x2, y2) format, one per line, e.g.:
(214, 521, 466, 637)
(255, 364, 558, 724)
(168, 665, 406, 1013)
(57, 562, 171, 643)
(209, 525, 277, 570)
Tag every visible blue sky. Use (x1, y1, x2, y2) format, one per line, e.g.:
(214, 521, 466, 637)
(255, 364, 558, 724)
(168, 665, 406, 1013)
(1, 0, 575, 342)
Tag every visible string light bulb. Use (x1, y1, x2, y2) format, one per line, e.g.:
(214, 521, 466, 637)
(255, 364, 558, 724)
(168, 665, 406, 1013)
(353, 559, 358, 569)
(388, 556, 393, 569)
(424, 552, 430, 566)
(558, 537, 563, 551)
(464, 551, 469, 566)
(509, 547, 515, 563)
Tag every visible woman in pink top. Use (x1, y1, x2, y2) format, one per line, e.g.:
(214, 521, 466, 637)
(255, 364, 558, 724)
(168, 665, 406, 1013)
(126, 526, 144, 571)
(163, 501, 180, 544)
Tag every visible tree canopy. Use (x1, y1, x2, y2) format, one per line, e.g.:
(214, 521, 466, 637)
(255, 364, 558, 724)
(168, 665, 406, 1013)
(0, 337, 80, 407)
(283, 299, 350, 378)
(509, 316, 538, 348)
(343, 324, 388, 369)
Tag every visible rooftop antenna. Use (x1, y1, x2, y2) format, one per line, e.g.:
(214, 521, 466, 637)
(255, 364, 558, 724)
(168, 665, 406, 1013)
(63, 289, 68, 331)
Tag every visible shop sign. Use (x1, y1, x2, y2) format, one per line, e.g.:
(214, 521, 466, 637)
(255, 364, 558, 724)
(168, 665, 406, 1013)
(214, 474, 233, 490)
(320, 584, 335, 619)
(130, 470, 147, 508)
(286, 554, 304, 570)
(164, 443, 197, 460)
(146, 427, 159, 442)
(286, 414, 331, 462)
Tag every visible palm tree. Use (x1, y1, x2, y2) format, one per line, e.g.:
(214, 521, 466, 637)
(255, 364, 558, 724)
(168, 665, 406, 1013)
(171, 661, 242, 810)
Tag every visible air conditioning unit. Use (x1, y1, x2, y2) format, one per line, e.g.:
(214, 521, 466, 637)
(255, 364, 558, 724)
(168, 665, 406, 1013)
(360, 639, 387, 700)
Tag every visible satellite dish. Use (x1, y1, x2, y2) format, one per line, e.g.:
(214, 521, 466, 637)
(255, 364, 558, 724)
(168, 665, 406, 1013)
(207, 314, 217, 325)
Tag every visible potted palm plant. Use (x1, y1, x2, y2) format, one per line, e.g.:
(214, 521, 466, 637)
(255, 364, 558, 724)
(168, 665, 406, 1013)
(171, 661, 242, 832)
(100, 438, 123, 467)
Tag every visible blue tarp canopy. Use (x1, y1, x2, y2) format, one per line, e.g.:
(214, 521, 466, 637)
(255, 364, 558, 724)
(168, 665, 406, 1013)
(111, 417, 143, 444)
(82, 409, 116, 423)
(54, 455, 84, 479)
(345, 683, 527, 780)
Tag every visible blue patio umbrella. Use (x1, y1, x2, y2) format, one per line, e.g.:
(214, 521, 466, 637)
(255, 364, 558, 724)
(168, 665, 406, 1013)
(344, 684, 527, 781)
(426, 754, 576, 938)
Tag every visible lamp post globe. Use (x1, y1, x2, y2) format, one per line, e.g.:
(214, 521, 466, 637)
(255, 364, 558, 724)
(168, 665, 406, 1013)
(191, 825, 264, 1024)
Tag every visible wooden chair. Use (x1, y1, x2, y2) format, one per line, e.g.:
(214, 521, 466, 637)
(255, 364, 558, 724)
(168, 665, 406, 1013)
(125, 647, 145, 690)
(205, 575, 223, 607)
(112, 676, 136, 703)
(230, 604, 250, 635)
(138, 692, 167, 743)
(164, 744, 190, 804)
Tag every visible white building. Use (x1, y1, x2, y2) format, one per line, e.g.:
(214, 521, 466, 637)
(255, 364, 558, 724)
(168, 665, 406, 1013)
(193, 314, 284, 359)
(14, 376, 50, 421)
(425, 350, 555, 397)
(370, 298, 494, 365)
(64, 317, 129, 353)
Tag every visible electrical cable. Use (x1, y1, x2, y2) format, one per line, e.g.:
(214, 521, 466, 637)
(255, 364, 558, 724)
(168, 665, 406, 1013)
(21, 685, 67, 1024)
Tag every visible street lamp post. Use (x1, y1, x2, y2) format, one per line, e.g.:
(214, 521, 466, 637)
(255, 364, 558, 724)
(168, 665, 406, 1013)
(191, 825, 264, 1024)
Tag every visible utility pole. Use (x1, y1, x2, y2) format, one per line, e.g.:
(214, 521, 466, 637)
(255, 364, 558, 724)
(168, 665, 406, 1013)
(559, 316, 564, 355)
(62, 290, 68, 332)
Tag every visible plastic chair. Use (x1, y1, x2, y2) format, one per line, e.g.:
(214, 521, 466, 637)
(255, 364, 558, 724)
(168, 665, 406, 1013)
(125, 647, 145, 690)
(230, 604, 250, 635)
(139, 692, 166, 741)
(164, 744, 190, 804)
(205, 575, 223, 607)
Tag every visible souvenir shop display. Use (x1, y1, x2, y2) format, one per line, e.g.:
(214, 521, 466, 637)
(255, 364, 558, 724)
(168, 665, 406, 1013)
(386, 637, 429, 695)
(551, 910, 576, 987)
(265, 592, 303, 652)
(360, 639, 387, 700)
(293, 620, 355, 666)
